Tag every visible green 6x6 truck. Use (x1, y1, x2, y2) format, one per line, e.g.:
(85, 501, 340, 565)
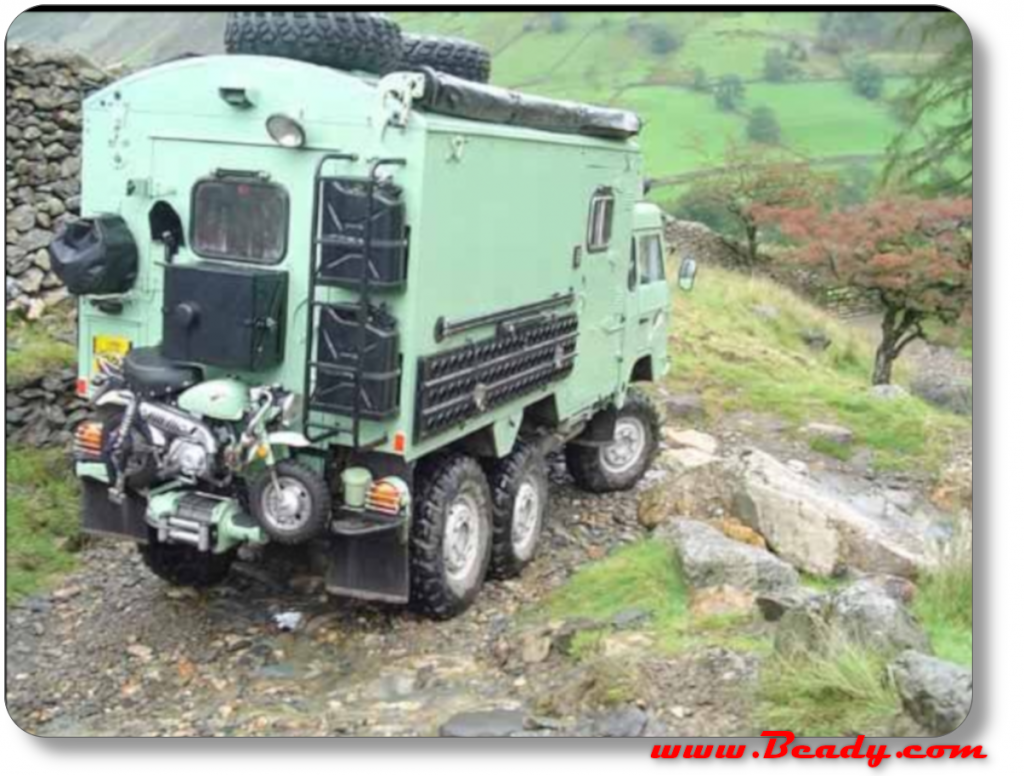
(51, 12, 694, 619)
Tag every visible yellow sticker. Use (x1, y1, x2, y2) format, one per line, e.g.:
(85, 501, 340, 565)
(92, 335, 131, 372)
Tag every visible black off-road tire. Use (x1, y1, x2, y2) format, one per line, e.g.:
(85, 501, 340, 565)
(139, 541, 235, 589)
(410, 455, 493, 620)
(399, 34, 492, 83)
(486, 442, 549, 579)
(224, 11, 402, 75)
(250, 460, 331, 545)
(566, 389, 662, 494)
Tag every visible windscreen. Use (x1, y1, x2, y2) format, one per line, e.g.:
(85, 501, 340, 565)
(191, 179, 288, 264)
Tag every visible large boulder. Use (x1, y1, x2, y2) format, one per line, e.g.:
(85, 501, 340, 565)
(636, 454, 729, 529)
(657, 518, 798, 593)
(890, 651, 972, 735)
(731, 449, 935, 578)
(775, 579, 931, 657)
(910, 375, 973, 417)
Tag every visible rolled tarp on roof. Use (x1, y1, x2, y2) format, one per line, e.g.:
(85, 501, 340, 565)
(413, 67, 642, 141)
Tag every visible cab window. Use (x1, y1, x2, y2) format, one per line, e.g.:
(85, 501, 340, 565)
(638, 234, 665, 284)
(191, 179, 288, 264)
(587, 189, 615, 252)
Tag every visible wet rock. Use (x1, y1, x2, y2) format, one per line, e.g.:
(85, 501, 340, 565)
(755, 587, 818, 622)
(799, 328, 832, 352)
(520, 630, 553, 664)
(637, 455, 730, 529)
(890, 651, 972, 735)
(440, 709, 526, 737)
(611, 607, 652, 630)
(9, 204, 36, 232)
(775, 579, 931, 657)
(589, 706, 648, 737)
(732, 448, 933, 578)
(664, 428, 719, 455)
(910, 376, 972, 416)
(657, 518, 798, 593)
(691, 585, 755, 618)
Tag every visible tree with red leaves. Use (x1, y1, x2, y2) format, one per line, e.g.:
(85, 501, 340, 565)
(675, 145, 832, 271)
(758, 197, 972, 385)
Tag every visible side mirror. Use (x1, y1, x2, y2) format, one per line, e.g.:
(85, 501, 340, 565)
(678, 258, 698, 292)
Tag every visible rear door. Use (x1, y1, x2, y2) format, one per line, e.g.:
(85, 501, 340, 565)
(149, 139, 318, 388)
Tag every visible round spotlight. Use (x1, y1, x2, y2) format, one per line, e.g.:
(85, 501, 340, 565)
(266, 114, 306, 149)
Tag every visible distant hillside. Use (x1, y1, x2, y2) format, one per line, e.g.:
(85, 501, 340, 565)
(8, 10, 963, 204)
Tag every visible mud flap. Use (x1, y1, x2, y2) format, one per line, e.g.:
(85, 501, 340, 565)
(81, 478, 150, 543)
(325, 528, 409, 604)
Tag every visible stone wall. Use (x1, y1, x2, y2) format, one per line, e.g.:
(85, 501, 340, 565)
(6, 368, 91, 447)
(663, 217, 742, 267)
(6, 45, 110, 317)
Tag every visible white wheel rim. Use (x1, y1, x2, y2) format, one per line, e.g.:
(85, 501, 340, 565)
(600, 416, 647, 475)
(260, 476, 313, 533)
(511, 475, 543, 560)
(444, 490, 485, 592)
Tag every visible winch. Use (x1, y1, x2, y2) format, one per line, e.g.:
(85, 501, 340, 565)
(146, 490, 265, 554)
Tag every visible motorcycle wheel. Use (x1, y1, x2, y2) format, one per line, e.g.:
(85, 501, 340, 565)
(250, 460, 331, 545)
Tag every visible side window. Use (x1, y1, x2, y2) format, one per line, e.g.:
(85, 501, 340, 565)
(639, 235, 666, 284)
(587, 188, 615, 252)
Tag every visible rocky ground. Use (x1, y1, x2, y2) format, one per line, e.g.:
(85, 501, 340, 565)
(6, 409, 971, 738)
(8, 457, 753, 738)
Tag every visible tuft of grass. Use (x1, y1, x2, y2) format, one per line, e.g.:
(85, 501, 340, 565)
(537, 538, 771, 655)
(667, 266, 969, 474)
(758, 641, 901, 737)
(799, 572, 846, 593)
(809, 436, 854, 462)
(6, 312, 77, 387)
(914, 544, 973, 666)
(6, 445, 82, 603)
(542, 539, 688, 647)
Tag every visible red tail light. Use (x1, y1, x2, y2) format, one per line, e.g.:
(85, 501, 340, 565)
(366, 480, 403, 516)
(74, 421, 104, 459)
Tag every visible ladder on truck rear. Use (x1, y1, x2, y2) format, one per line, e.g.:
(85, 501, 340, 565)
(302, 154, 407, 451)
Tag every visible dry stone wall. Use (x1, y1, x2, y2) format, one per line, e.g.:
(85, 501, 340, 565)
(6, 45, 111, 317)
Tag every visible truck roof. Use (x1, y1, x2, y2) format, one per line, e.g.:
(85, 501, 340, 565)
(87, 55, 643, 152)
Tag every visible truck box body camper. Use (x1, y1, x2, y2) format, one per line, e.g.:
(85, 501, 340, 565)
(57, 51, 681, 618)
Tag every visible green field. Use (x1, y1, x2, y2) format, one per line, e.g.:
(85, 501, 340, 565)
(10, 10, 965, 199)
(394, 10, 962, 202)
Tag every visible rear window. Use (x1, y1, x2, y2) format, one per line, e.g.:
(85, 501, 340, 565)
(191, 179, 288, 264)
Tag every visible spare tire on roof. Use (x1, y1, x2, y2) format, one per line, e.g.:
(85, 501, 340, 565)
(399, 34, 491, 84)
(224, 11, 402, 75)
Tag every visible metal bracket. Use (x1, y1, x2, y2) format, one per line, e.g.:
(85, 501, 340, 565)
(377, 71, 427, 134)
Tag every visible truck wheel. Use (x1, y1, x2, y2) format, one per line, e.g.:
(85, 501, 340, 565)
(410, 455, 493, 619)
(250, 460, 331, 545)
(224, 11, 402, 76)
(486, 442, 549, 579)
(139, 541, 235, 589)
(399, 34, 492, 83)
(566, 389, 661, 494)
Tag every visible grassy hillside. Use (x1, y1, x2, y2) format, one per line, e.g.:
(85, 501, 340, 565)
(665, 265, 969, 474)
(9, 9, 964, 203)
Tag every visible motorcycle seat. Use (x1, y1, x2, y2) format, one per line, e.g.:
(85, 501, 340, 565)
(124, 347, 203, 399)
